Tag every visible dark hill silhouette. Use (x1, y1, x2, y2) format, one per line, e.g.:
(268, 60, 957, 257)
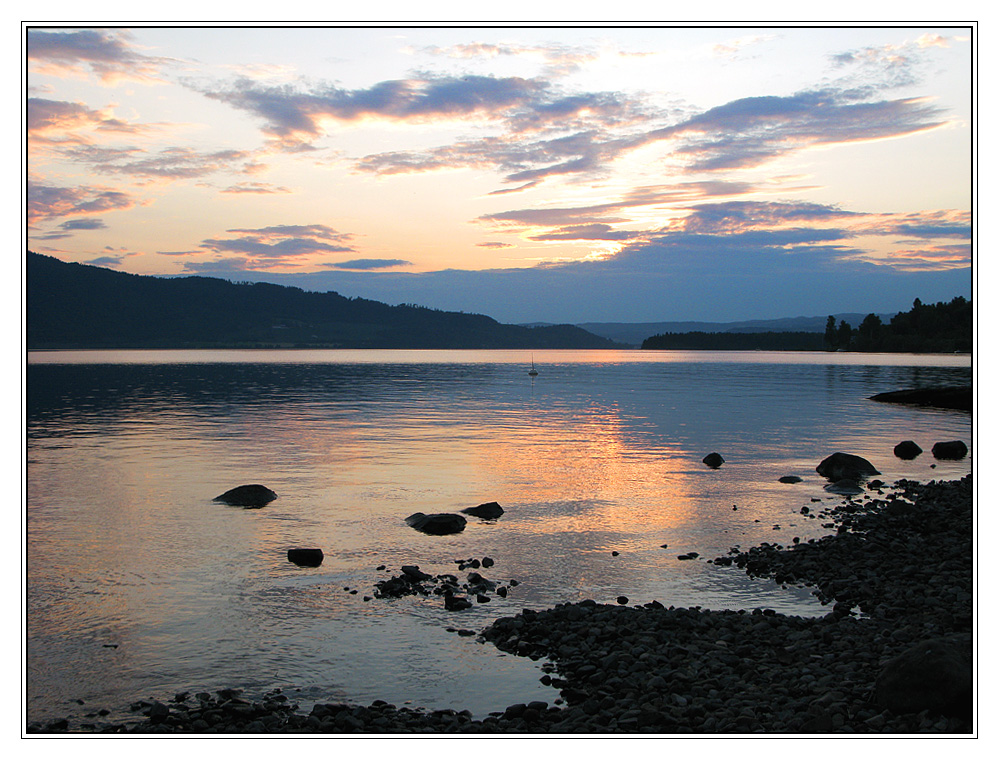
(26, 252, 620, 350)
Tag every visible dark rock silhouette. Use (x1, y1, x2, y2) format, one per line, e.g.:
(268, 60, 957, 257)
(462, 501, 504, 519)
(875, 634, 972, 717)
(702, 453, 724, 468)
(287, 548, 324, 567)
(213, 484, 277, 507)
(932, 440, 968, 460)
(816, 453, 880, 482)
(893, 440, 923, 460)
(870, 387, 971, 412)
(778, 475, 803, 484)
(405, 512, 467, 535)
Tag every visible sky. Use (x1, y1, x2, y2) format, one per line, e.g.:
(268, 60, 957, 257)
(25, 23, 974, 324)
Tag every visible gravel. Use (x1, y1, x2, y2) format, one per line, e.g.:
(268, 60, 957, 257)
(27, 476, 973, 735)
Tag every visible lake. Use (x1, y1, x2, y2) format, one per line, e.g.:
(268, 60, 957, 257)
(25, 349, 973, 725)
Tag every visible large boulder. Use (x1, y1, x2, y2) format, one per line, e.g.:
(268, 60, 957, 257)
(287, 548, 324, 567)
(213, 484, 277, 507)
(893, 440, 923, 460)
(816, 453, 880, 482)
(462, 501, 504, 520)
(874, 634, 972, 717)
(702, 452, 724, 469)
(405, 512, 467, 535)
(932, 440, 968, 460)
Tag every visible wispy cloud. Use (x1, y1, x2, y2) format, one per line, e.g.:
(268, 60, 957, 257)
(58, 144, 257, 180)
(28, 181, 140, 224)
(220, 181, 292, 194)
(27, 29, 173, 84)
(322, 258, 411, 270)
(188, 223, 358, 271)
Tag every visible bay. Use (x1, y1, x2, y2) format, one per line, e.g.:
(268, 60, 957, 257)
(25, 349, 972, 725)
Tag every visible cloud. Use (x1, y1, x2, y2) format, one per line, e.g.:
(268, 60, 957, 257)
(647, 90, 948, 172)
(83, 254, 132, 267)
(59, 145, 256, 180)
(59, 218, 107, 231)
(480, 180, 757, 229)
(189, 223, 358, 271)
(197, 72, 642, 152)
(220, 182, 292, 194)
(476, 241, 514, 249)
(27, 29, 172, 84)
(323, 258, 412, 270)
(28, 181, 139, 224)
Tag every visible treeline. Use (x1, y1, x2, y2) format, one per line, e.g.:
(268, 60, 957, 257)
(823, 297, 971, 353)
(642, 296, 971, 353)
(26, 252, 619, 350)
(641, 331, 825, 351)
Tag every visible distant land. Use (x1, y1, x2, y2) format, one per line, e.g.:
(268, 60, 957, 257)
(25, 252, 620, 350)
(567, 316, 896, 347)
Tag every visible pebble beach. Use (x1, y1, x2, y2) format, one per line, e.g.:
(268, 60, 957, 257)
(27, 475, 973, 735)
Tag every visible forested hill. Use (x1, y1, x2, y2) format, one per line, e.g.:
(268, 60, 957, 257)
(26, 252, 619, 350)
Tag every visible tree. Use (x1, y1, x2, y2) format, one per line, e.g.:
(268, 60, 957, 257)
(837, 320, 853, 349)
(824, 315, 838, 349)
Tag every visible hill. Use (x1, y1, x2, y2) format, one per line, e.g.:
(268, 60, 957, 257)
(25, 252, 620, 350)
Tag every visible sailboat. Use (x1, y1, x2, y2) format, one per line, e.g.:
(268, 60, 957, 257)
(528, 354, 539, 377)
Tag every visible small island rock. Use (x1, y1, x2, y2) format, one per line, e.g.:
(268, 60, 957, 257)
(931, 440, 968, 460)
(462, 501, 505, 520)
(816, 453, 880, 482)
(778, 475, 803, 484)
(702, 453, 725, 469)
(213, 484, 277, 507)
(893, 440, 923, 460)
(287, 548, 324, 567)
(405, 512, 467, 536)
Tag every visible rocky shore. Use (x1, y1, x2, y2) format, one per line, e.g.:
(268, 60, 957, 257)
(28, 476, 973, 735)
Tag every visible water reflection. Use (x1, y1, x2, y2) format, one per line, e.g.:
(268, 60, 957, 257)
(26, 352, 972, 723)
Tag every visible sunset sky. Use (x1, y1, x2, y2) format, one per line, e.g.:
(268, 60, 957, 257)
(25, 24, 974, 323)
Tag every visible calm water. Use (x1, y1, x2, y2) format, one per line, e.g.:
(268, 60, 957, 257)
(25, 349, 973, 724)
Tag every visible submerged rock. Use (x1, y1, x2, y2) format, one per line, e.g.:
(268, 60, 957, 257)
(462, 501, 505, 520)
(824, 479, 864, 496)
(287, 548, 324, 567)
(405, 512, 467, 535)
(702, 453, 725, 469)
(213, 484, 277, 507)
(931, 440, 968, 460)
(893, 441, 923, 460)
(816, 453, 880, 482)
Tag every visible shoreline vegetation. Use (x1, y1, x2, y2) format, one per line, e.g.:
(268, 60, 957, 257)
(642, 297, 971, 353)
(28, 475, 973, 736)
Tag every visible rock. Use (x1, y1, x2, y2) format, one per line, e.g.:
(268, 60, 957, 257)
(816, 453, 880, 482)
(931, 441, 968, 460)
(893, 440, 923, 460)
(405, 512, 467, 535)
(874, 635, 972, 717)
(287, 548, 324, 567)
(702, 453, 725, 468)
(213, 484, 277, 507)
(461, 501, 504, 519)
(824, 479, 864, 496)
(443, 593, 473, 611)
(779, 475, 803, 484)
(869, 387, 971, 412)
(616, 596, 629, 605)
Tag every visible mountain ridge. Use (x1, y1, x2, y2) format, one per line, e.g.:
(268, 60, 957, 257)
(25, 252, 621, 350)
